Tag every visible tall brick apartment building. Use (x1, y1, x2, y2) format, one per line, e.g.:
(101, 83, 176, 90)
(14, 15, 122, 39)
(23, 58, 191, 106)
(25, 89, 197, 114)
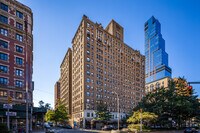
(57, 15, 145, 128)
(54, 81, 61, 108)
(0, 0, 33, 126)
(60, 48, 72, 115)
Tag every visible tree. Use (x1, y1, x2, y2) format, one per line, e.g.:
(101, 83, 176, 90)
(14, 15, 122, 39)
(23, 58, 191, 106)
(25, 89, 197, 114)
(44, 103, 69, 125)
(54, 104, 69, 124)
(45, 103, 51, 110)
(38, 100, 52, 110)
(127, 110, 157, 131)
(45, 109, 55, 122)
(127, 111, 157, 124)
(95, 102, 112, 121)
(135, 77, 200, 128)
(39, 100, 44, 108)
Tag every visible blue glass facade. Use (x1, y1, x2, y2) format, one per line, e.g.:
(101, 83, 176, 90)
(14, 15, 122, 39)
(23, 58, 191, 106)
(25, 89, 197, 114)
(145, 16, 172, 83)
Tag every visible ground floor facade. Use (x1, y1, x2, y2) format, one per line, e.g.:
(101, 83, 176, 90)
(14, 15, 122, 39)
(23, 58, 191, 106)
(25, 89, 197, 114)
(72, 110, 126, 129)
(0, 104, 46, 132)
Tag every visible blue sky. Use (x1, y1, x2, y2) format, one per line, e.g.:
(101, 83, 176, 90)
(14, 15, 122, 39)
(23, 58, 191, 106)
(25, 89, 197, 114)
(17, 0, 200, 107)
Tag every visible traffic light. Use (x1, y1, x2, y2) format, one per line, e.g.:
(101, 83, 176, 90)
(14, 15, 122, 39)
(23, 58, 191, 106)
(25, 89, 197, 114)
(188, 85, 193, 95)
(8, 96, 12, 103)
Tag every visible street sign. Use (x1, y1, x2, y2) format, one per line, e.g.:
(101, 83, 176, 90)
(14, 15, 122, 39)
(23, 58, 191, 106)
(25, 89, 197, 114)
(6, 112, 17, 116)
(3, 104, 13, 109)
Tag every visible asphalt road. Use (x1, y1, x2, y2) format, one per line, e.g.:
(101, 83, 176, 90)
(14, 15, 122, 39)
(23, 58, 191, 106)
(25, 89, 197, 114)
(33, 128, 110, 133)
(33, 128, 185, 133)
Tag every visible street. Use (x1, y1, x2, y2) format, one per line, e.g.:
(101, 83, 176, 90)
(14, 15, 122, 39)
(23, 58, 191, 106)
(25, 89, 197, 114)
(33, 128, 109, 133)
(33, 128, 184, 133)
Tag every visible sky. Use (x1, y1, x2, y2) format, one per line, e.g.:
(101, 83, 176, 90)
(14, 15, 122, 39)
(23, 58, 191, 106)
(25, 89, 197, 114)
(17, 0, 200, 107)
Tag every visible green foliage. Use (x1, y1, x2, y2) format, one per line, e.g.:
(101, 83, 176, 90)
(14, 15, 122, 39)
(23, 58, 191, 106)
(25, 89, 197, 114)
(95, 102, 112, 121)
(54, 104, 69, 123)
(39, 100, 51, 110)
(135, 77, 200, 128)
(45, 109, 54, 122)
(127, 111, 157, 124)
(44, 103, 69, 124)
(39, 100, 44, 108)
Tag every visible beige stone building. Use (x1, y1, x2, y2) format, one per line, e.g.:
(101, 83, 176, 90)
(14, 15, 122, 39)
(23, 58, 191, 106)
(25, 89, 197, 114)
(145, 77, 171, 93)
(70, 15, 145, 127)
(60, 48, 72, 116)
(54, 80, 60, 108)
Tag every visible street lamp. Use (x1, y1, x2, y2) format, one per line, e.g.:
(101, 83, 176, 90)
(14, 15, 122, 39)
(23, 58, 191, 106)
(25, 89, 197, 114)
(113, 91, 120, 131)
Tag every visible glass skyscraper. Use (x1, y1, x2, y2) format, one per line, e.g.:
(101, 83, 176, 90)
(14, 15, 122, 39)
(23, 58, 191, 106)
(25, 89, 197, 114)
(145, 16, 172, 83)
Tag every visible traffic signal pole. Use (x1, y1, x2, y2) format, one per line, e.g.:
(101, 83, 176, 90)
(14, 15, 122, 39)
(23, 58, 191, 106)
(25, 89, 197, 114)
(188, 82, 200, 94)
(188, 82, 200, 85)
(7, 108, 10, 130)
(6, 97, 12, 131)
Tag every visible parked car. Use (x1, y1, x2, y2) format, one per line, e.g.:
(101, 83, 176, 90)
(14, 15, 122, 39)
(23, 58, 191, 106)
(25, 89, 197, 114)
(184, 127, 199, 133)
(102, 125, 114, 130)
(113, 125, 123, 130)
(57, 124, 63, 127)
(63, 124, 72, 129)
(45, 124, 55, 133)
(48, 122, 54, 127)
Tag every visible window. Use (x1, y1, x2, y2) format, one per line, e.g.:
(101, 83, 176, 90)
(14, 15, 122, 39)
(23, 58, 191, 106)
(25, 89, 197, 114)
(15, 80, 23, 87)
(16, 34, 23, 42)
(87, 43, 90, 48)
(0, 90, 7, 97)
(16, 10, 23, 19)
(87, 58, 90, 62)
(87, 113, 90, 117)
(156, 82, 160, 89)
(16, 57, 23, 65)
(15, 69, 23, 76)
(0, 65, 8, 73)
(0, 15, 8, 24)
(0, 28, 8, 36)
(0, 2, 8, 12)
(150, 85, 154, 91)
(86, 78, 90, 83)
(87, 23, 90, 28)
(0, 52, 8, 61)
(86, 85, 90, 89)
(86, 71, 90, 75)
(0, 77, 8, 85)
(91, 92, 94, 97)
(16, 92, 23, 99)
(87, 36, 90, 42)
(87, 50, 90, 55)
(86, 92, 90, 96)
(86, 64, 90, 69)
(0, 40, 8, 49)
(16, 45, 23, 53)
(16, 22, 23, 30)
(86, 99, 90, 103)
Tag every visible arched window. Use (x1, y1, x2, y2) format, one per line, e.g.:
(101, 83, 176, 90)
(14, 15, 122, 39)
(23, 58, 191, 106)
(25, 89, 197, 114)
(156, 82, 160, 89)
